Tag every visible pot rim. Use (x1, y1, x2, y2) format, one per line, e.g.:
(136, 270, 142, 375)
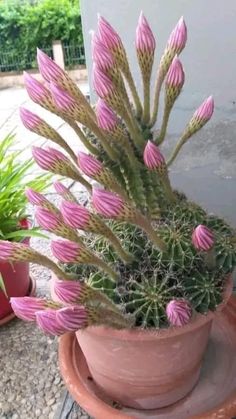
(78, 276, 232, 341)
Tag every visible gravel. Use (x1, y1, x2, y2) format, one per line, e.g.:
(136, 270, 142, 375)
(0, 191, 91, 419)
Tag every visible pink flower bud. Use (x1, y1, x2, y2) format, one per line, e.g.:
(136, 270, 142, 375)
(0, 240, 15, 260)
(193, 96, 214, 122)
(51, 239, 81, 263)
(37, 48, 65, 83)
(77, 152, 102, 177)
(166, 56, 185, 88)
(136, 11, 156, 53)
(24, 72, 50, 104)
(192, 225, 214, 251)
(36, 309, 66, 335)
(10, 297, 46, 321)
(56, 305, 88, 331)
(25, 188, 47, 206)
(167, 16, 187, 53)
(92, 188, 124, 218)
(53, 280, 83, 304)
(92, 64, 115, 98)
(166, 299, 192, 327)
(54, 181, 69, 195)
(50, 82, 76, 113)
(91, 31, 114, 71)
(96, 99, 118, 131)
(97, 15, 122, 50)
(32, 146, 68, 171)
(35, 207, 60, 231)
(61, 201, 90, 230)
(143, 140, 166, 171)
(19, 107, 42, 130)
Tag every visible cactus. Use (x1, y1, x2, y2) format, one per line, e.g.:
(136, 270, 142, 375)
(5, 12, 236, 335)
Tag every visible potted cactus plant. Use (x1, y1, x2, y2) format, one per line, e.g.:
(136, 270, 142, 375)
(2, 11, 235, 413)
(0, 132, 50, 323)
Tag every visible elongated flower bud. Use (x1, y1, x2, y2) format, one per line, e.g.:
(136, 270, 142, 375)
(56, 305, 88, 331)
(50, 82, 88, 124)
(32, 146, 90, 190)
(136, 12, 156, 77)
(143, 140, 166, 175)
(36, 309, 67, 335)
(10, 297, 55, 322)
(97, 15, 122, 50)
(96, 99, 118, 131)
(53, 181, 78, 203)
(51, 239, 91, 264)
(53, 280, 86, 304)
(93, 64, 115, 98)
(91, 31, 114, 71)
(23, 72, 56, 112)
(166, 299, 192, 327)
(167, 16, 187, 54)
(192, 225, 214, 251)
(182, 96, 214, 141)
(61, 201, 90, 230)
(165, 56, 185, 106)
(92, 188, 134, 220)
(26, 188, 59, 213)
(20, 107, 76, 162)
(35, 206, 79, 242)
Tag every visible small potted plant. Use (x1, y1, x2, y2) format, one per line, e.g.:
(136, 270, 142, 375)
(0, 132, 50, 324)
(2, 11, 235, 414)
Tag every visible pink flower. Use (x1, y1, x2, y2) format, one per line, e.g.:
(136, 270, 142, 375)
(143, 140, 166, 170)
(19, 107, 42, 131)
(10, 297, 46, 321)
(166, 299, 192, 327)
(25, 188, 47, 206)
(0, 240, 15, 260)
(92, 188, 124, 218)
(35, 207, 60, 231)
(77, 152, 102, 177)
(53, 280, 83, 304)
(136, 11, 156, 53)
(92, 64, 115, 98)
(97, 15, 122, 50)
(96, 98, 118, 131)
(37, 48, 65, 83)
(51, 239, 81, 263)
(50, 82, 76, 113)
(192, 225, 214, 251)
(193, 96, 214, 122)
(61, 201, 90, 230)
(36, 309, 66, 335)
(24, 72, 50, 104)
(56, 305, 88, 331)
(54, 181, 69, 195)
(167, 16, 187, 53)
(32, 146, 68, 171)
(91, 31, 114, 71)
(166, 56, 185, 88)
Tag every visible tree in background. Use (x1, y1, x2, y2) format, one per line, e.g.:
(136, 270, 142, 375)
(0, 0, 83, 71)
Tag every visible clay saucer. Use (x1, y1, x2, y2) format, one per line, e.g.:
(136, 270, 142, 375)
(0, 276, 36, 326)
(59, 296, 236, 419)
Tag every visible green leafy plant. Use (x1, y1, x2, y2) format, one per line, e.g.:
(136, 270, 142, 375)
(4, 14, 236, 334)
(0, 132, 50, 241)
(0, 0, 83, 71)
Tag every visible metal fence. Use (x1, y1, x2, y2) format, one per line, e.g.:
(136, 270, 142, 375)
(0, 44, 85, 73)
(0, 47, 53, 73)
(63, 44, 86, 68)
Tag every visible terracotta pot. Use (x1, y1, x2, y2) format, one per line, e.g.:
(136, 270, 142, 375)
(0, 224, 31, 321)
(76, 278, 232, 410)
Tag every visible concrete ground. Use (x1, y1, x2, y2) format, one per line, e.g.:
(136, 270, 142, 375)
(0, 83, 235, 418)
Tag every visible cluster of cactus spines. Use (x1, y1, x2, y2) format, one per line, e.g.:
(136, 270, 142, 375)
(4, 12, 235, 334)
